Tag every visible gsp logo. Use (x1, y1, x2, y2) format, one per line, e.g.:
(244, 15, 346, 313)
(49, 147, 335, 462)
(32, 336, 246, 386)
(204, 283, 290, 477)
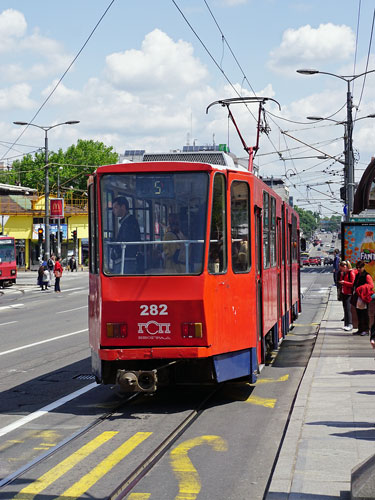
(138, 321, 171, 335)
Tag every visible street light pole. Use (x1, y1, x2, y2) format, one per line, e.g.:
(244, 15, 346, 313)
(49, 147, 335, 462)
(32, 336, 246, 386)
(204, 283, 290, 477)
(306, 112, 375, 220)
(57, 167, 62, 257)
(297, 68, 375, 220)
(13, 120, 79, 259)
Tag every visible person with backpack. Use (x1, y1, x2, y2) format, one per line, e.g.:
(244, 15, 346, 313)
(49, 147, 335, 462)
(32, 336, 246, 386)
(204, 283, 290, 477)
(46, 254, 55, 285)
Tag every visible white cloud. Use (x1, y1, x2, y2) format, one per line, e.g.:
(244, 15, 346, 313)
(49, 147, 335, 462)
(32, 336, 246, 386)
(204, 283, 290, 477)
(0, 83, 34, 110)
(268, 23, 355, 74)
(105, 29, 208, 92)
(0, 8, 72, 82)
(0, 9, 26, 52)
(41, 80, 81, 104)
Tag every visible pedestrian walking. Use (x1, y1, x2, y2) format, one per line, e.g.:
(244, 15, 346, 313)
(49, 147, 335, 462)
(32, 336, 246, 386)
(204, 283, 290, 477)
(42, 266, 50, 290)
(47, 254, 55, 285)
(69, 255, 77, 272)
(54, 256, 63, 293)
(37, 264, 45, 290)
(351, 260, 374, 336)
(333, 249, 340, 286)
(338, 260, 355, 331)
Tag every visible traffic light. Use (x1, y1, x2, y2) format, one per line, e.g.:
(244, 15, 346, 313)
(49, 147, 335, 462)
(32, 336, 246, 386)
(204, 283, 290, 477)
(72, 230, 77, 241)
(340, 186, 346, 202)
(38, 228, 43, 243)
(59, 231, 63, 242)
(50, 232, 55, 244)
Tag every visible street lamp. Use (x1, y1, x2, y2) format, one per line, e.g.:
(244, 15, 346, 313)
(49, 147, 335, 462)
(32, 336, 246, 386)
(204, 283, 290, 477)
(306, 114, 375, 214)
(297, 68, 375, 220)
(13, 120, 79, 259)
(57, 166, 63, 257)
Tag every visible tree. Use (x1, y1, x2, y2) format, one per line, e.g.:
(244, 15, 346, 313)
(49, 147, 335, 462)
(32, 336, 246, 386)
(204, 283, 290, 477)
(1, 139, 118, 194)
(295, 206, 319, 238)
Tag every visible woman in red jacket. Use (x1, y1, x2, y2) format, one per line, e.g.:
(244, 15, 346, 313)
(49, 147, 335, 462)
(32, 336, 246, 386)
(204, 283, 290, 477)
(352, 260, 374, 336)
(338, 260, 356, 331)
(54, 256, 63, 293)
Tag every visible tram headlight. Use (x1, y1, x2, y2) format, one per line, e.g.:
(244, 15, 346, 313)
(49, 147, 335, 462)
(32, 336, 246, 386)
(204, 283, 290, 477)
(106, 323, 127, 338)
(182, 322, 203, 339)
(10, 269, 16, 275)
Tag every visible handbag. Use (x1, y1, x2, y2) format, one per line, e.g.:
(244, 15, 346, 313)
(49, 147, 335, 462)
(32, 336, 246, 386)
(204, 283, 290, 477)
(356, 296, 367, 310)
(350, 293, 358, 307)
(55, 270, 62, 278)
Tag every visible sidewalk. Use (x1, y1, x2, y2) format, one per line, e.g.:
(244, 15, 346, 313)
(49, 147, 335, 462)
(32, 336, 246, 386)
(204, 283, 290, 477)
(267, 288, 375, 500)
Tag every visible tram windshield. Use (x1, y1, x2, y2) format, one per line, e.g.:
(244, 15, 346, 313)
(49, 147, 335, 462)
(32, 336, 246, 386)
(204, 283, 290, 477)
(100, 172, 208, 275)
(0, 240, 15, 263)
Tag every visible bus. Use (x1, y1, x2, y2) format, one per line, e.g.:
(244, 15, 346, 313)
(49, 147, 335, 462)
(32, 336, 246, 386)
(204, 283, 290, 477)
(0, 236, 17, 286)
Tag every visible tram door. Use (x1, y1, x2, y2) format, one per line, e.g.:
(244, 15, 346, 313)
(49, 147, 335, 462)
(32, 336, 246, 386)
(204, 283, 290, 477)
(255, 206, 264, 363)
(276, 218, 282, 323)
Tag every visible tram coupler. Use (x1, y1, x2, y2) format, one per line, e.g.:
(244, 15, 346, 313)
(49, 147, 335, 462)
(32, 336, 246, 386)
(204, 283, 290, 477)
(116, 369, 158, 393)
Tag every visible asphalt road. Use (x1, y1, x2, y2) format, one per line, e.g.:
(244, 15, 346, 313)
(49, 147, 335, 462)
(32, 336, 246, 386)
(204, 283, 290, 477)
(0, 269, 333, 500)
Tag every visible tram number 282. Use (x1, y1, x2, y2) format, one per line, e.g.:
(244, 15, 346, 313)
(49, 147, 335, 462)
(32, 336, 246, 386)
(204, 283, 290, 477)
(139, 304, 169, 316)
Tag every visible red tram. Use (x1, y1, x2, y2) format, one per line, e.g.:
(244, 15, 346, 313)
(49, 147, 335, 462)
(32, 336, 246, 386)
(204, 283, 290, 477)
(88, 99, 301, 392)
(0, 236, 17, 287)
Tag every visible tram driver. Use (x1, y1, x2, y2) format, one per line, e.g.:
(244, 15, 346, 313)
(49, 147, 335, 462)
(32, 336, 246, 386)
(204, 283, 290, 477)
(111, 196, 141, 274)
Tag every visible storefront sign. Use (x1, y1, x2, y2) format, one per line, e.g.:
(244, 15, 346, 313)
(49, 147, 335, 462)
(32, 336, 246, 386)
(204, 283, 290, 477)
(50, 198, 64, 218)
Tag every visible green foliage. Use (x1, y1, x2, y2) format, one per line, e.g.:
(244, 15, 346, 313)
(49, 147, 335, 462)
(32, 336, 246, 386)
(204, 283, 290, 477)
(295, 206, 320, 237)
(1, 139, 118, 194)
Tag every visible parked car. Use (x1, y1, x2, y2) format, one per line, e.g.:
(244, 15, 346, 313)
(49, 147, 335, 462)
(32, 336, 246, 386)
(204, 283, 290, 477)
(302, 258, 310, 266)
(324, 256, 333, 265)
(308, 257, 319, 266)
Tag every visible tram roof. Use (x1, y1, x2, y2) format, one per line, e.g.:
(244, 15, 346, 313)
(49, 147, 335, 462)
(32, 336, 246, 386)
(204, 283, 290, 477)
(97, 151, 250, 174)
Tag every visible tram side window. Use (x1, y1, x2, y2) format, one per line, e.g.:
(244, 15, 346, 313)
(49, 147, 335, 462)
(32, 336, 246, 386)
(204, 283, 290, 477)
(270, 196, 276, 267)
(263, 192, 270, 269)
(208, 174, 227, 274)
(291, 214, 298, 262)
(231, 181, 250, 273)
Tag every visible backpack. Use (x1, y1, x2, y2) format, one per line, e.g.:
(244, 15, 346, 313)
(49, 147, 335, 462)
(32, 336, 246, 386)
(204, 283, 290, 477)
(47, 258, 54, 270)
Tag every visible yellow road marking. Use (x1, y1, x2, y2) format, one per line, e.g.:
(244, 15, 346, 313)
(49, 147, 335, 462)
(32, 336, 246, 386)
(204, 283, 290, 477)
(245, 395, 277, 408)
(128, 495, 152, 499)
(13, 431, 118, 500)
(255, 374, 289, 384)
(170, 435, 227, 500)
(56, 432, 152, 500)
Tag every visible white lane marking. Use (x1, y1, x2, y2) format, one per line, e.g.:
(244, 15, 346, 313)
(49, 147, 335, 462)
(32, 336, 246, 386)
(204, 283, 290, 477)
(0, 304, 24, 311)
(57, 305, 88, 314)
(0, 383, 97, 438)
(0, 329, 88, 356)
(60, 287, 84, 293)
(0, 321, 18, 326)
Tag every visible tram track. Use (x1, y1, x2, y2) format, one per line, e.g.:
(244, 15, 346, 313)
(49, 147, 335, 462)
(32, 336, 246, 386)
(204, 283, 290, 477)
(0, 384, 221, 499)
(108, 386, 220, 500)
(0, 390, 141, 490)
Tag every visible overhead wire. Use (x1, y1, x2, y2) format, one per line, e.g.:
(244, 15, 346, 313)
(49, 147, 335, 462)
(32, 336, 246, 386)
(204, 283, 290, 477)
(354, 6, 375, 121)
(1, 0, 116, 162)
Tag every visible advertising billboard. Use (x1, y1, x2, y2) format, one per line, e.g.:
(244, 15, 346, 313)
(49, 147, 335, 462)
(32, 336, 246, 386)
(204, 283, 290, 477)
(342, 222, 375, 280)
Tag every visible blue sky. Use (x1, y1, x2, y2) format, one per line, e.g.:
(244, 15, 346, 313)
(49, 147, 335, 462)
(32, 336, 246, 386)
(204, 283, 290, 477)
(1, 0, 375, 216)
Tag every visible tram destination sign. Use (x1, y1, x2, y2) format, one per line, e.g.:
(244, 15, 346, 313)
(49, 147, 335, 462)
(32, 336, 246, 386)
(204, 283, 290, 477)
(136, 175, 174, 198)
